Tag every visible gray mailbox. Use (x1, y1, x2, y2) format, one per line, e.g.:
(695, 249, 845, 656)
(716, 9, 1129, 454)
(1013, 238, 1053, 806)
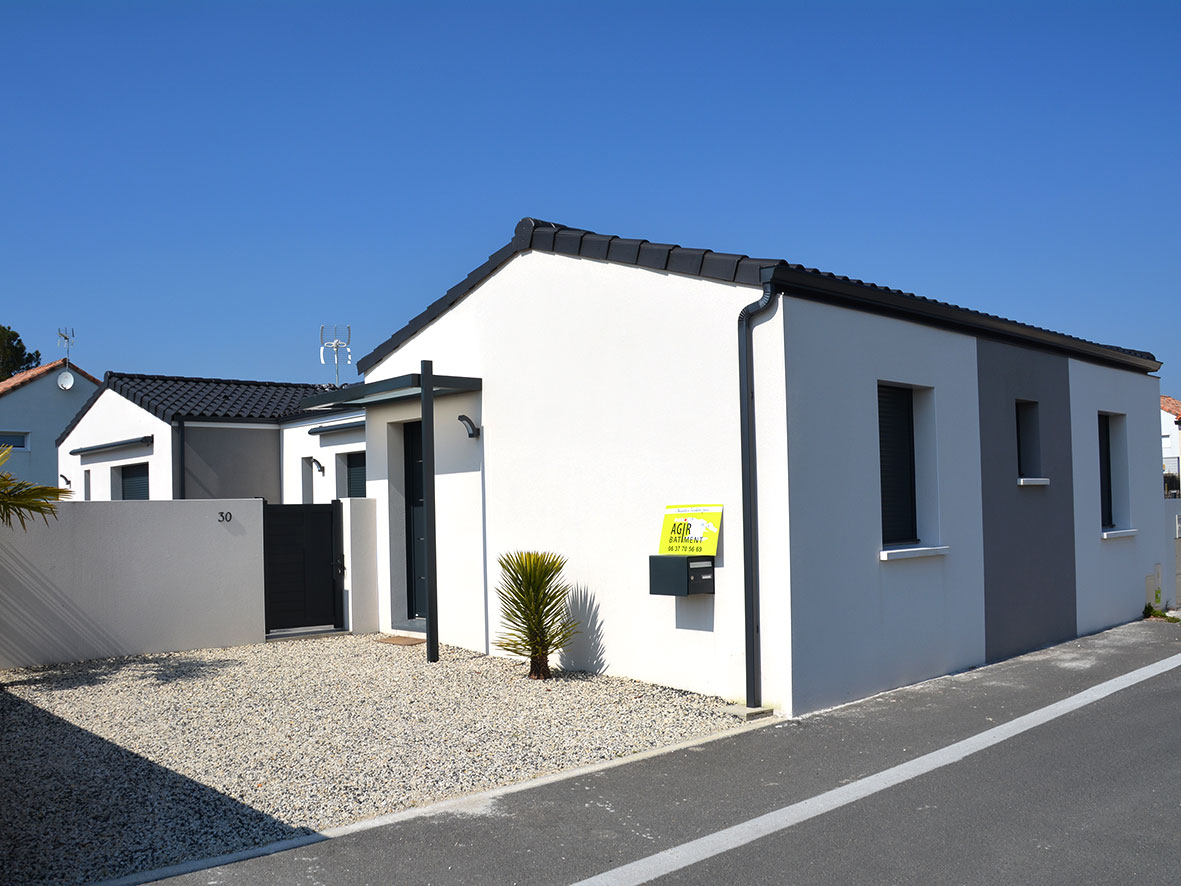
(649, 555, 715, 596)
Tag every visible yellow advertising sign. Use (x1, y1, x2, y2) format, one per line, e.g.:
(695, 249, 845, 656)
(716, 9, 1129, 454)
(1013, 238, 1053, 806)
(658, 504, 723, 555)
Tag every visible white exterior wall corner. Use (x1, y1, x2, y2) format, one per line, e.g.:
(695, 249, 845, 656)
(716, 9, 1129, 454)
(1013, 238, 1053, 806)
(341, 497, 379, 633)
(1068, 360, 1161, 634)
(57, 389, 173, 501)
(783, 297, 986, 716)
(363, 251, 771, 702)
(279, 412, 366, 504)
(751, 298, 791, 712)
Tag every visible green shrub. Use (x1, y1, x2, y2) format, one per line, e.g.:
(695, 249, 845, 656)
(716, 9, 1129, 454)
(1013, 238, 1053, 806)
(494, 551, 578, 679)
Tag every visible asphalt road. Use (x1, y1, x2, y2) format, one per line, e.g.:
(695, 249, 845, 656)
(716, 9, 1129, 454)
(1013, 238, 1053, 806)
(152, 621, 1181, 886)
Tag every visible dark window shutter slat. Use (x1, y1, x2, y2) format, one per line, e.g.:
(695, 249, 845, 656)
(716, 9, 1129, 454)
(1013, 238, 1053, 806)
(121, 463, 149, 501)
(346, 452, 366, 498)
(1098, 414, 1113, 528)
(878, 385, 917, 545)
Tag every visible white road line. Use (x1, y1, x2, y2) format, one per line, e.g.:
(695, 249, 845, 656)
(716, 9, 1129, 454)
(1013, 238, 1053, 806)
(571, 652, 1181, 886)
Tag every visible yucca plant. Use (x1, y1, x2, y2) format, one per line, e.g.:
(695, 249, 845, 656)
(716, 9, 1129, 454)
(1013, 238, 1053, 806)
(0, 445, 71, 531)
(494, 551, 578, 679)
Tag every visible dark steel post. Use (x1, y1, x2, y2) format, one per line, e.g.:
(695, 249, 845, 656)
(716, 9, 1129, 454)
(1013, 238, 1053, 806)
(421, 360, 440, 663)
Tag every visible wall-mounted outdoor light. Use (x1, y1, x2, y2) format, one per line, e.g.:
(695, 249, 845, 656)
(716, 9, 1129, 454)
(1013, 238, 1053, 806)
(458, 415, 481, 438)
(310, 458, 325, 474)
(60, 474, 71, 487)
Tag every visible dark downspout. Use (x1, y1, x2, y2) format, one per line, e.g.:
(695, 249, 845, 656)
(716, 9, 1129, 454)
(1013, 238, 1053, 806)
(421, 360, 440, 663)
(737, 265, 782, 708)
(173, 419, 186, 500)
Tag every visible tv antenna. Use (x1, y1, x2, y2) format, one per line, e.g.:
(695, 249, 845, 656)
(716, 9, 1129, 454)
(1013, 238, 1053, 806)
(320, 325, 351, 385)
(56, 328, 76, 391)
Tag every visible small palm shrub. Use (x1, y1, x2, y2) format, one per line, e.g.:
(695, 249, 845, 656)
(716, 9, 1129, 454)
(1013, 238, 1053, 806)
(494, 551, 578, 680)
(0, 445, 70, 530)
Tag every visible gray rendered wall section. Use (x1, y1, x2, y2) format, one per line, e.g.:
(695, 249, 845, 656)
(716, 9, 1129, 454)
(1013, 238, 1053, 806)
(977, 339, 1077, 662)
(184, 427, 281, 501)
(0, 499, 265, 668)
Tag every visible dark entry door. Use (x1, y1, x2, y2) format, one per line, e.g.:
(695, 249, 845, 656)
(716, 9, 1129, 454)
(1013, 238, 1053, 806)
(263, 502, 343, 632)
(404, 421, 427, 619)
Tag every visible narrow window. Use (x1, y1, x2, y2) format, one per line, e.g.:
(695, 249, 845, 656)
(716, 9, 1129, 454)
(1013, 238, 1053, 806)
(301, 457, 315, 504)
(345, 452, 366, 498)
(879, 384, 917, 545)
(83, 470, 91, 501)
(0, 432, 28, 450)
(1098, 414, 1114, 529)
(120, 463, 149, 501)
(1016, 400, 1041, 478)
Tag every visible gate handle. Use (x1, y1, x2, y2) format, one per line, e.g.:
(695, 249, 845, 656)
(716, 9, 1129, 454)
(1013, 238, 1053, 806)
(335, 555, 346, 577)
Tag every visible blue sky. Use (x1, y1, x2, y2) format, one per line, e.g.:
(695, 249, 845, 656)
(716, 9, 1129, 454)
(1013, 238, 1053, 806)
(4, 1, 1179, 394)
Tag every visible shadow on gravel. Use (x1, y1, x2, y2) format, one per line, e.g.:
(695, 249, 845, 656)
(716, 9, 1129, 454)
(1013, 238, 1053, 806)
(1, 654, 240, 691)
(0, 688, 312, 886)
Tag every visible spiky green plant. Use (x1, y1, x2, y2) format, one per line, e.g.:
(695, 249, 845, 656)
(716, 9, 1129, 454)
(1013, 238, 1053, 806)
(0, 445, 71, 530)
(494, 551, 578, 679)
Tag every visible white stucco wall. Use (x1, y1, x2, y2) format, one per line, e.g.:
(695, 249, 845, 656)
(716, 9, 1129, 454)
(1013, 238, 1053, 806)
(363, 250, 787, 706)
(0, 499, 265, 669)
(0, 369, 100, 487)
(1069, 359, 1162, 635)
(57, 389, 172, 501)
(341, 496, 379, 633)
(782, 296, 986, 716)
(279, 411, 366, 503)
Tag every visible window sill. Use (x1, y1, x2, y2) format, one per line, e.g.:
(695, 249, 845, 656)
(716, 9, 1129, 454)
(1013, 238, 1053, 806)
(1100, 529, 1138, 540)
(1017, 477, 1050, 486)
(879, 545, 950, 561)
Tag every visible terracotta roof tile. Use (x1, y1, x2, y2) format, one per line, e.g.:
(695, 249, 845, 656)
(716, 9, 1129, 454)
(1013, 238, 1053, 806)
(0, 358, 100, 398)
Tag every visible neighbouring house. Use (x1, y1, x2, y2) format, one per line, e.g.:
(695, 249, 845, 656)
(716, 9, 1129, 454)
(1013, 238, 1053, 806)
(0, 358, 101, 487)
(1160, 396, 1181, 495)
(301, 217, 1165, 717)
(57, 373, 364, 502)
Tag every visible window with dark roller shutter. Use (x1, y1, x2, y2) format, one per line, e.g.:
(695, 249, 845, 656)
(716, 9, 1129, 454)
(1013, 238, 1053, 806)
(878, 384, 917, 545)
(121, 462, 149, 501)
(346, 452, 366, 498)
(1098, 414, 1113, 529)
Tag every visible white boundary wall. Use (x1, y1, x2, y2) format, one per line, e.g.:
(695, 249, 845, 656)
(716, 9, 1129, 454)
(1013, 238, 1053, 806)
(0, 500, 265, 669)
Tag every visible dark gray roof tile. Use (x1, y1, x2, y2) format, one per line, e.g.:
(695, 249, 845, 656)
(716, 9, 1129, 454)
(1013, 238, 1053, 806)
(354, 217, 1160, 375)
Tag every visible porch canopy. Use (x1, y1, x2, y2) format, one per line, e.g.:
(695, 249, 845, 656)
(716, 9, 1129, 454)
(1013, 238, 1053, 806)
(299, 369, 481, 411)
(297, 362, 481, 666)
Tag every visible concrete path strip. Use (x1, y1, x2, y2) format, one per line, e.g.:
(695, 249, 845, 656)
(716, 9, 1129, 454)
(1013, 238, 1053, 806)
(570, 651, 1181, 886)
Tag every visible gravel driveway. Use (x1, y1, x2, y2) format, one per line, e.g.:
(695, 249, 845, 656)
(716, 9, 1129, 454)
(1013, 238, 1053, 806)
(0, 635, 743, 885)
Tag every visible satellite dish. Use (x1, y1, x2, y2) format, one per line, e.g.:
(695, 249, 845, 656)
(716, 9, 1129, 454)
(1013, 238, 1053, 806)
(57, 370, 74, 391)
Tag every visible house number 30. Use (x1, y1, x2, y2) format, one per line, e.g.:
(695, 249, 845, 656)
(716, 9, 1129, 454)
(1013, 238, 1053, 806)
(218, 512, 233, 523)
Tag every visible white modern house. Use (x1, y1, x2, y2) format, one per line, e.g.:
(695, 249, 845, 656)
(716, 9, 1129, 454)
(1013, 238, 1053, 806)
(0, 358, 100, 487)
(1161, 395, 1180, 481)
(300, 218, 1164, 717)
(57, 373, 364, 503)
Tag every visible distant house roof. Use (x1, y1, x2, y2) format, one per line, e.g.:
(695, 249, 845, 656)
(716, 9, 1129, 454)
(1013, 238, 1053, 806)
(57, 372, 338, 445)
(0, 358, 100, 399)
(1162, 396, 1181, 419)
(357, 218, 1161, 376)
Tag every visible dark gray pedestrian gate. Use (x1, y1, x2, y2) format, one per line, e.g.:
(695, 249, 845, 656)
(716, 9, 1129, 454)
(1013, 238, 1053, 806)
(263, 502, 344, 632)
